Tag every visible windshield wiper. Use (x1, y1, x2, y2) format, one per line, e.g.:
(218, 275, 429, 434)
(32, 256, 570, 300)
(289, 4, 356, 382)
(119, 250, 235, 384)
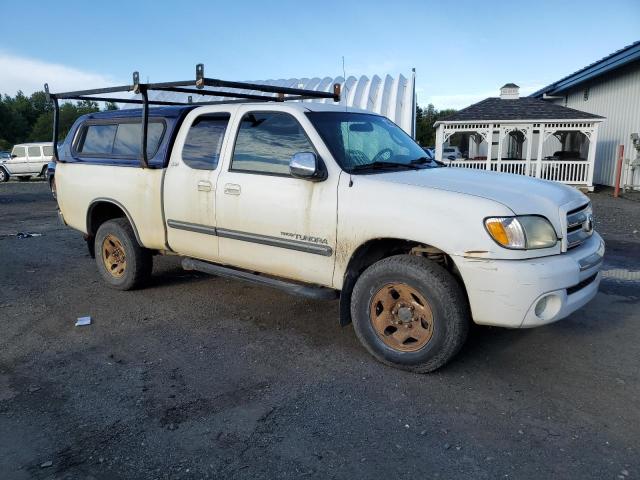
(410, 156, 441, 166)
(350, 161, 424, 172)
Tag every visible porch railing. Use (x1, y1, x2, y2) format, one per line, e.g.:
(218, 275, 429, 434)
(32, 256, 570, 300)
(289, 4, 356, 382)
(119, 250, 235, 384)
(447, 160, 589, 185)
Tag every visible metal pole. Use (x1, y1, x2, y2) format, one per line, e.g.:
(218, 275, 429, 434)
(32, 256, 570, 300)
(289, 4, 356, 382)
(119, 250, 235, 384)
(140, 86, 149, 168)
(52, 97, 60, 162)
(614, 144, 624, 198)
(411, 68, 416, 139)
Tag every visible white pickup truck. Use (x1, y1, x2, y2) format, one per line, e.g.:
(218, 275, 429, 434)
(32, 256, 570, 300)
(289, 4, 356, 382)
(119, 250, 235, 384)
(50, 75, 604, 372)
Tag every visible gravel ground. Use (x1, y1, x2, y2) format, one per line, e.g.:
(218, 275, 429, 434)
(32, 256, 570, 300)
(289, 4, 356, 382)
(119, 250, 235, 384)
(0, 181, 639, 480)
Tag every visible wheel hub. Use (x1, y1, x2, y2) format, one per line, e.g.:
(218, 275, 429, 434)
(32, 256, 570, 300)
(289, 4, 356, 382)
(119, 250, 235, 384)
(393, 304, 414, 324)
(369, 283, 434, 352)
(101, 234, 127, 278)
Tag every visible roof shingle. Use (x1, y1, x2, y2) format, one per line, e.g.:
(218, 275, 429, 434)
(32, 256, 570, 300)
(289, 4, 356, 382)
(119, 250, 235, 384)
(439, 97, 604, 122)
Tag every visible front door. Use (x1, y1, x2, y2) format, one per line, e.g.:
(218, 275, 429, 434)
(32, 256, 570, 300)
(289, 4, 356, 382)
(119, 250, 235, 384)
(215, 109, 339, 287)
(9, 146, 28, 174)
(163, 110, 232, 261)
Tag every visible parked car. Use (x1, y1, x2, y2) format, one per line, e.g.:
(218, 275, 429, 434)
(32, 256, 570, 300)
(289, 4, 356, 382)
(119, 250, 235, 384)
(422, 147, 435, 159)
(546, 151, 584, 161)
(0, 143, 54, 182)
(442, 146, 462, 160)
(53, 86, 603, 373)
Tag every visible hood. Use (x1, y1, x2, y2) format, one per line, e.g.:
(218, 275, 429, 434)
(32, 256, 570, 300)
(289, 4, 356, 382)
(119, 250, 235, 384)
(370, 167, 588, 224)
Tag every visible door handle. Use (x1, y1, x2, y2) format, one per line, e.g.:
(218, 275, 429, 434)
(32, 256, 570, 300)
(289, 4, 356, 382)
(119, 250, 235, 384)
(224, 183, 241, 195)
(198, 180, 212, 192)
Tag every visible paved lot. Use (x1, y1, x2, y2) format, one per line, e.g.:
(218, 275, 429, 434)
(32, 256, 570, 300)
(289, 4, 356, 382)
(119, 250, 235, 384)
(1, 181, 639, 480)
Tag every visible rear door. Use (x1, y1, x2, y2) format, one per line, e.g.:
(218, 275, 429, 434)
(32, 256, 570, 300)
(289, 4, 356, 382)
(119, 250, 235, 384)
(163, 108, 233, 261)
(214, 107, 339, 286)
(26, 146, 43, 173)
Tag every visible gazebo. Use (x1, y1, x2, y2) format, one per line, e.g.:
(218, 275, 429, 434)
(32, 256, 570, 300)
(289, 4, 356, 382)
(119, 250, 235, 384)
(434, 84, 604, 190)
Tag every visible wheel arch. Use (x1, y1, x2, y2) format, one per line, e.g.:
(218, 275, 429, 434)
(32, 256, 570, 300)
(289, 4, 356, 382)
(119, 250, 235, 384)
(339, 237, 463, 327)
(86, 198, 142, 245)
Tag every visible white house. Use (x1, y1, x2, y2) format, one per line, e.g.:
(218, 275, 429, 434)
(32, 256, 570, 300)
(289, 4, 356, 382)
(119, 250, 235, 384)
(531, 40, 640, 188)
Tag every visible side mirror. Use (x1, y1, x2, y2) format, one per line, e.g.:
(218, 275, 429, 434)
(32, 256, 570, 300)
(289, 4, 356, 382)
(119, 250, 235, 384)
(10, 154, 17, 159)
(289, 152, 326, 181)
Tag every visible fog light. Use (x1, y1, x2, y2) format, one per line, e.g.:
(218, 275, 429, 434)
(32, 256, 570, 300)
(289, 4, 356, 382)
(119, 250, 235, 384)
(534, 297, 548, 317)
(534, 294, 562, 321)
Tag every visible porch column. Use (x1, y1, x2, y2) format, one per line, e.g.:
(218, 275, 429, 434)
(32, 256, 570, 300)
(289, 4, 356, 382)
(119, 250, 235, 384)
(586, 123, 599, 190)
(496, 127, 504, 172)
(484, 125, 491, 170)
(535, 125, 545, 178)
(524, 125, 533, 176)
(435, 125, 445, 162)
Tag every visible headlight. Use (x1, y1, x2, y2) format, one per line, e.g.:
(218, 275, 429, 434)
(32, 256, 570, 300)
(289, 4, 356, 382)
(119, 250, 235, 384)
(484, 216, 558, 250)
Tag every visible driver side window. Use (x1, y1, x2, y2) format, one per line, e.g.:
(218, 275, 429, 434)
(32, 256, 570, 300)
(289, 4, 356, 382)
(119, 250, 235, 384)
(231, 112, 315, 176)
(12, 147, 26, 158)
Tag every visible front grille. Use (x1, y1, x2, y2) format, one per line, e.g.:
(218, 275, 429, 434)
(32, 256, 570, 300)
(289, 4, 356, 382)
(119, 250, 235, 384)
(566, 203, 593, 249)
(566, 273, 598, 295)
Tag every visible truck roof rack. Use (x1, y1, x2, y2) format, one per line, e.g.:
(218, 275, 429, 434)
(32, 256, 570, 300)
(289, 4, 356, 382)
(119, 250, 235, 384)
(45, 63, 342, 168)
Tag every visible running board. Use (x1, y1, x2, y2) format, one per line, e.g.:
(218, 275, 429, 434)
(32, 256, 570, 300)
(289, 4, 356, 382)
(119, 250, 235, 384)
(181, 258, 339, 301)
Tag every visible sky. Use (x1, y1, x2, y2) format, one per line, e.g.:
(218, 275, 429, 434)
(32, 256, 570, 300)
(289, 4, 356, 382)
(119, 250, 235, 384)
(0, 0, 638, 110)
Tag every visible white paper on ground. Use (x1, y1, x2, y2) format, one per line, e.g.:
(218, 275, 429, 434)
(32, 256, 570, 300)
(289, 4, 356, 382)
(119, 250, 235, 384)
(75, 316, 92, 326)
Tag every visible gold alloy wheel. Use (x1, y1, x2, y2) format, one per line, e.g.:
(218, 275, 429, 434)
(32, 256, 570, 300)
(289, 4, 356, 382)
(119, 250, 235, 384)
(369, 283, 434, 352)
(101, 234, 127, 278)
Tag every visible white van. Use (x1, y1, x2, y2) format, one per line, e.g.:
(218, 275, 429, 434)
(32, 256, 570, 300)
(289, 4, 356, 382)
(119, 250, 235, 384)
(0, 142, 54, 182)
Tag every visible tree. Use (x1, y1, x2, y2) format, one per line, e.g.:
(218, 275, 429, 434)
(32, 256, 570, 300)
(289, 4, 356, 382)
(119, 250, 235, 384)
(0, 91, 108, 146)
(415, 103, 456, 147)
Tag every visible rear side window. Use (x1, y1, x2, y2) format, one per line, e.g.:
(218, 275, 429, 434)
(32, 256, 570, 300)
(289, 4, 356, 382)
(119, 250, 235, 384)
(182, 114, 230, 170)
(76, 121, 165, 157)
(113, 123, 164, 156)
(231, 112, 314, 175)
(28, 146, 41, 157)
(12, 146, 26, 158)
(80, 125, 117, 154)
(43, 146, 54, 156)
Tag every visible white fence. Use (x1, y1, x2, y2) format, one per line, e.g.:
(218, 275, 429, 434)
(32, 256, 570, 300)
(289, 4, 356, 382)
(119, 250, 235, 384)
(447, 160, 589, 185)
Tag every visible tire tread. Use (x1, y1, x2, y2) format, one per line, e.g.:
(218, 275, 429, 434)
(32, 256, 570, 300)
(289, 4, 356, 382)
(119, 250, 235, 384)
(95, 218, 152, 290)
(351, 254, 469, 373)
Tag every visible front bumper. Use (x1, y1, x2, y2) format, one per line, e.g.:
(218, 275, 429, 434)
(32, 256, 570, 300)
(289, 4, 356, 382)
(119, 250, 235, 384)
(454, 232, 604, 328)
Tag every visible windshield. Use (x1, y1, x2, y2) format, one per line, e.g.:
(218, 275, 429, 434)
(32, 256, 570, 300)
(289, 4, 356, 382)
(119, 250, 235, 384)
(306, 112, 437, 173)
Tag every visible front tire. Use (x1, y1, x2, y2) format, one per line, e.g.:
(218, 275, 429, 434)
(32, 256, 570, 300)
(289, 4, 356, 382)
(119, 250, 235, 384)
(351, 255, 469, 373)
(94, 218, 152, 290)
(0, 168, 8, 182)
(49, 176, 57, 199)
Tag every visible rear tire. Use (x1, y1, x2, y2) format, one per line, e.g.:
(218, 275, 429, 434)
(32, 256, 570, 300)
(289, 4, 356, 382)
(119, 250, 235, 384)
(0, 168, 8, 182)
(94, 218, 152, 290)
(351, 254, 469, 373)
